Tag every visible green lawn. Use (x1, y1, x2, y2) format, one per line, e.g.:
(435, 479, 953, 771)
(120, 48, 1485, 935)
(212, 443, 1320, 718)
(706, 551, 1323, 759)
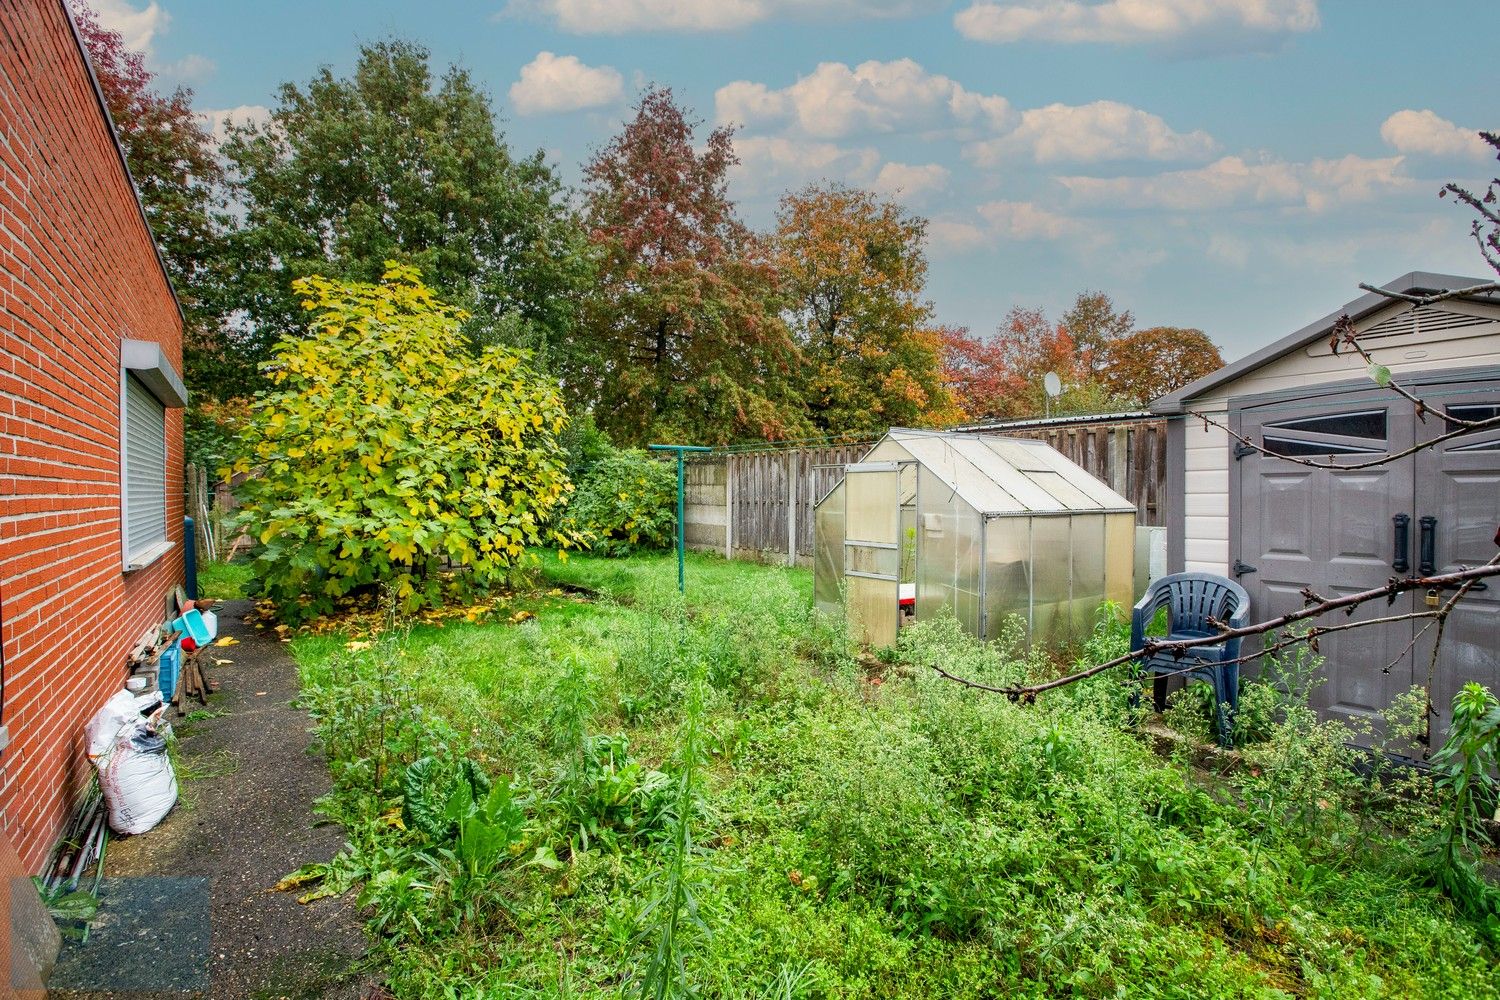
(197, 558, 254, 600)
(288, 551, 1499, 1000)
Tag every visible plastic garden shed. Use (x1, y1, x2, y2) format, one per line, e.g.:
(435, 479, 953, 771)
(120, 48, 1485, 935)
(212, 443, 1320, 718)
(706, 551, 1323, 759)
(813, 429, 1137, 648)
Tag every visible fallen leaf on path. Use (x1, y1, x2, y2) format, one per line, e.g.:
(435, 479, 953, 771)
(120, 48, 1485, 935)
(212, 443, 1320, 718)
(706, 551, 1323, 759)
(213, 658, 232, 666)
(254, 691, 267, 696)
(215, 636, 240, 647)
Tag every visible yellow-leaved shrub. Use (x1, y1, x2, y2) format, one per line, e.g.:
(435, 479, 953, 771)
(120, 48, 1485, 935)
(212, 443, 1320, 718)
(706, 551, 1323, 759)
(232, 264, 578, 620)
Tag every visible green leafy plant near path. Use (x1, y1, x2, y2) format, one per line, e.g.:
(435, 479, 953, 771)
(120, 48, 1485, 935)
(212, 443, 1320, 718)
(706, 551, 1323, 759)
(232, 265, 580, 622)
(288, 553, 1499, 999)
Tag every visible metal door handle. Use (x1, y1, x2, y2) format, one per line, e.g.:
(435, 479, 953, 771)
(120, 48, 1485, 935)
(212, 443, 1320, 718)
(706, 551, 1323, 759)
(1418, 516, 1437, 576)
(1391, 513, 1410, 574)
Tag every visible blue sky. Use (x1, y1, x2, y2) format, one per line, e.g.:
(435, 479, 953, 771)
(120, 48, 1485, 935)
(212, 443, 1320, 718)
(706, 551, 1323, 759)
(97, 0, 1496, 361)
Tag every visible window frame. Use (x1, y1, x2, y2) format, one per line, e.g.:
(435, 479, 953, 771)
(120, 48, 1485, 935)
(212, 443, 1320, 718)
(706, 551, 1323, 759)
(119, 338, 188, 573)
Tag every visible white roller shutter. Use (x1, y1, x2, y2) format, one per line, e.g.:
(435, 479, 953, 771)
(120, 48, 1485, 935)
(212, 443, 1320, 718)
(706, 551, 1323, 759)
(123, 373, 168, 567)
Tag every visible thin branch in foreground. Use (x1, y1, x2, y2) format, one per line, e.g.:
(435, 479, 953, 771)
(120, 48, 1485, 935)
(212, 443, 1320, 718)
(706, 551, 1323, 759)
(1357, 281, 1500, 306)
(930, 558, 1500, 703)
(1185, 406, 1500, 472)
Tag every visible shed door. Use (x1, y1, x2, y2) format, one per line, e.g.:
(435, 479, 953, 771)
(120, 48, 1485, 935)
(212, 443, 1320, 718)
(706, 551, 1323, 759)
(1413, 383, 1500, 740)
(843, 463, 902, 647)
(1234, 390, 1417, 735)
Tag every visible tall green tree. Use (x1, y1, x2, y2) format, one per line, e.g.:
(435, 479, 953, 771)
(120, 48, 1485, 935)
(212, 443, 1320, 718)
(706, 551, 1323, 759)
(774, 183, 958, 435)
(1060, 290, 1134, 379)
(579, 87, 806, 446)
(73, 2, 227, 395)
(218, 39, 590, 387)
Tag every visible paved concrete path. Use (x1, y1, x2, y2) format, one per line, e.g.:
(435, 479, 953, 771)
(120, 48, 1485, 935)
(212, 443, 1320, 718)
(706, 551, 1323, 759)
(49, 599, 369, 999)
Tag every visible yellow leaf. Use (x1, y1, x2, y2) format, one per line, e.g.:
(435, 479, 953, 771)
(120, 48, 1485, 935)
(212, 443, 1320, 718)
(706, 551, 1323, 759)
(215, 636, 240, 647)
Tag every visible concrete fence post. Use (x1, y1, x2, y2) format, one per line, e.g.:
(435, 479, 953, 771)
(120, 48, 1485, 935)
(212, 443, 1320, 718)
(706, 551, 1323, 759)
(786, 451, 797, 567)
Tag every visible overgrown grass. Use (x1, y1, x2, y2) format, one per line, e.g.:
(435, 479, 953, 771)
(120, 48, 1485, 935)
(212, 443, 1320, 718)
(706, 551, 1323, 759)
(288, 551, 1499, 999)
(197, 559, 253, 600)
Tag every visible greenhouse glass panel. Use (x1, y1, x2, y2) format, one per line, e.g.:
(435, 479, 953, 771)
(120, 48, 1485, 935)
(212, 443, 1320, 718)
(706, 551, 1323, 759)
(983, 516, 1032, 637)
(1069, 515, 1107, 636)
(1104, 513, 1136, 607)
(846, 465, 899, 543)
(1030, 515, 1072, 644)
(848, 574, 899, 648)
(814, 480, 845, 615)
(916, 464, 960, 623)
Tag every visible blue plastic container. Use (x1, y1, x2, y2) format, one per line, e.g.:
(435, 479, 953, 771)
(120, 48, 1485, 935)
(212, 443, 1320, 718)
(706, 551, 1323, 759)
(170, 609, 212, 646)
(158, 643, 182, 701)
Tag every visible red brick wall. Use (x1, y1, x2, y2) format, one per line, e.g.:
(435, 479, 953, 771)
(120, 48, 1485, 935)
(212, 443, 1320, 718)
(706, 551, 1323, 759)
(0, 0, 185, 872)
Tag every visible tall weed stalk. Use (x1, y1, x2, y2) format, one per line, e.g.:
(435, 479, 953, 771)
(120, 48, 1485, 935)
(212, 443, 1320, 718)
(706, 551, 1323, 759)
(635, 671, 709, 1000)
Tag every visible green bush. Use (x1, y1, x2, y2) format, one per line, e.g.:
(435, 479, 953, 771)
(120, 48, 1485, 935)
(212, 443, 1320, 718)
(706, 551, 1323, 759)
(565, 448, 676, 556)
(232, 265, 579, 621)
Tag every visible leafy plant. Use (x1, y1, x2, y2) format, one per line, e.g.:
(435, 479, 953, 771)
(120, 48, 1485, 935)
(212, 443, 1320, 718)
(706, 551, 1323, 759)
(233, 265, 580, 621)
(565, 449, 677, 555)
(1427, 682, 1500, 925)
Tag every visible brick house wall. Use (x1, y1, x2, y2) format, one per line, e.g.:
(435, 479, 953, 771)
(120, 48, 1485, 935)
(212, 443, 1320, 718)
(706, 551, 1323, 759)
(0, 0, 185, 872)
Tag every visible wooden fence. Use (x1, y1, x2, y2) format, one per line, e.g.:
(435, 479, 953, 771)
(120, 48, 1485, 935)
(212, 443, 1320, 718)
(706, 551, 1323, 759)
(684, 415, 1166, 568)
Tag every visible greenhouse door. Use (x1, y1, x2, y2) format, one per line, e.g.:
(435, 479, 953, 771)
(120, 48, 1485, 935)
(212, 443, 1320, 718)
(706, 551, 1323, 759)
(1234, 374, 1500, 746)
(843, 462, 902, 648)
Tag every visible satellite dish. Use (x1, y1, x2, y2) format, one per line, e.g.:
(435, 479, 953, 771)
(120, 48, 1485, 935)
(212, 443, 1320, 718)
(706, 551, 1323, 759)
(1044, 372, 1062, 397)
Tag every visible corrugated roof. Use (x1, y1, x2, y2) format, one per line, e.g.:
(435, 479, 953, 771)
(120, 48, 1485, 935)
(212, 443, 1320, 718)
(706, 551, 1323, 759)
(875, 429, 1136, 516)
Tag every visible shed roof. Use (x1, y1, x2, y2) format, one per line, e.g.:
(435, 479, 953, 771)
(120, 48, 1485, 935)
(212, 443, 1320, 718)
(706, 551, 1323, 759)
(874, 429, 1136, 517)
(1151, 271, 1498, 414)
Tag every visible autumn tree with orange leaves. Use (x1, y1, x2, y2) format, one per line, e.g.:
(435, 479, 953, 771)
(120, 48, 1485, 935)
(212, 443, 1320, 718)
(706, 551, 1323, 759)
(774, 184, 958, 436)
(1102, 326, 1223, 407)
(579, 88, 807, 446)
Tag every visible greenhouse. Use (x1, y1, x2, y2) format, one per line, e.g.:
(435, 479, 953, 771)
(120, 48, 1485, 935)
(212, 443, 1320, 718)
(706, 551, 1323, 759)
(814, 429, 1137, 647)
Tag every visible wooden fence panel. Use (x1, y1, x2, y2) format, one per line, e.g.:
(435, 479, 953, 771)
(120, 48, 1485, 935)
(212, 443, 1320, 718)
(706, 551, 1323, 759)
(682, 418, 1168, 565)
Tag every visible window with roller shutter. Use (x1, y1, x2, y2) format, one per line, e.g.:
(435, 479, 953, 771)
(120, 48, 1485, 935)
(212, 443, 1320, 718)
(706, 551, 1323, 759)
(122, 372, 169, 568)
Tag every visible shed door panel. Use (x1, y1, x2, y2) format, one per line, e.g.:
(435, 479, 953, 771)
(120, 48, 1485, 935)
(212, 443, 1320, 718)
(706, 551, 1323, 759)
(1414, 384, 1500, 740)
(1235, 391, 1417, 735)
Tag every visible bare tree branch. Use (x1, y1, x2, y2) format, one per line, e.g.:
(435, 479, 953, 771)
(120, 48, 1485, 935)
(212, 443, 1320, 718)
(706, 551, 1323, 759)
(1357, 281, 1500, 306)
(930, 559, 1500, 703)
(1185, 406, 1500, 472)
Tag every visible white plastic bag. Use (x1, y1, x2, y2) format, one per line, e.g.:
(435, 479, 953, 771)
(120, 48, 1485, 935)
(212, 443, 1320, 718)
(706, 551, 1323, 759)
(85, 691, 141, 770)
(86, 690, 178, 834)
(100, 725, 178, 835)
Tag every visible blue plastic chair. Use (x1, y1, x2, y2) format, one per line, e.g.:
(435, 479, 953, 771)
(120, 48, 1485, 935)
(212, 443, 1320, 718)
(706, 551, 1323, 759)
(1130, 573, 1250, 746)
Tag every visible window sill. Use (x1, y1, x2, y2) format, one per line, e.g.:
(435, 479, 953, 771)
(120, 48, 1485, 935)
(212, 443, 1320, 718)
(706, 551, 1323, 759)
(124, 539, 176, 574)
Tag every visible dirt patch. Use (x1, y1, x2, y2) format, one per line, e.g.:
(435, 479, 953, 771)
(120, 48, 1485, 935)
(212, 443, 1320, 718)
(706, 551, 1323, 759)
(49, 599, 370, 1000)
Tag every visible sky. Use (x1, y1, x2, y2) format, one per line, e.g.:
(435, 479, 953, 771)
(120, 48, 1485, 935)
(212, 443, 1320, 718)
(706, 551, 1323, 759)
(93, 0, 1497, 362)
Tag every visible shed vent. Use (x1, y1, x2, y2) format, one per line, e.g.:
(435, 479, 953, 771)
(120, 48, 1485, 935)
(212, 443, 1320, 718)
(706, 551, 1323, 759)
(1360, 308, 1491, 340)
(1307, 307, 1496, 357)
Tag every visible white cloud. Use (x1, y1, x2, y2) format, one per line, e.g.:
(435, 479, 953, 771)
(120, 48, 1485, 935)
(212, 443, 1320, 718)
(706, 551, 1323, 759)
(508, 0, 940, 33)
(1380, 110, 1491, 160)
(91, 0, 168, 56)
(90, 0, 214, 82)
(929, 199, 1082, 255)
(965, 100, 1216, 165)
(730, 135, 882, 196)
(158, 52, 214, 83)
(927, 219, 991, 254)
(1058, 153, 1412, 213)
(198, 105, 271, 146)
(871, 162, 950, 202)
(508, 52, 624, 115)
(976, 199, 1078, 240)
(955, 0, 1320, 51)
(716, 58, 1012, 140)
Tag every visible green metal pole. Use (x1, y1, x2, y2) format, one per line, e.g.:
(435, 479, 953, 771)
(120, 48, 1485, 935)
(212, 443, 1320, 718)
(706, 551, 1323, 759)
(649, 444, 712, 595)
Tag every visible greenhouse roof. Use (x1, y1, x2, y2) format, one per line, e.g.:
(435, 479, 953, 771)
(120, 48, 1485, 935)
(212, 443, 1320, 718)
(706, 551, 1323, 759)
(877, 429, 1136, 517)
